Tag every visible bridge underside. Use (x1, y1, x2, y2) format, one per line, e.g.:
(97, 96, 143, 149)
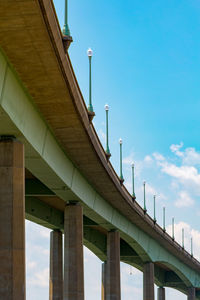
(0, 56, 192, 295)
(0, 0, 200, 298)
(24, 173, 196, 296)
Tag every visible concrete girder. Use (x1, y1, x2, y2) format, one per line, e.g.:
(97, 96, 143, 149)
(159, 261, 192, 287)
(25, 178, 55, 196)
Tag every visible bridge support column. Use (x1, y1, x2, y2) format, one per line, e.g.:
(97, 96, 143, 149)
(102, 262, 107, 300)
(143, 262, 154, 300)
(0, 138, 25, 300)
(158, 287, 165, 300)
(188, 287, 196, 300)
(107, 231, 121, 300)
(49, 230, 63, 300)
(63, 202, 84, 300)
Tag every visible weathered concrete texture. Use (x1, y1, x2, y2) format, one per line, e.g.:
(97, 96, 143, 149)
(107, 231, 121, 300)
(64, 203, 84, 300)
(0, 139, 25, 300)
(143, 262, 154, 300)
(157, 287, 165, 300)
(49, 230, 63, 300)
(102, 262, 107, 300)
(188, 287, 196, 300)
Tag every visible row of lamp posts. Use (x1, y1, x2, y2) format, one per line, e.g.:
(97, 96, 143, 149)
(60, 0, 195, 261)
(85, 47, 195, 259)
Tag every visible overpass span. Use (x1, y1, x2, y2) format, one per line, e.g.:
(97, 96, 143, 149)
(0, 0, 199, 299)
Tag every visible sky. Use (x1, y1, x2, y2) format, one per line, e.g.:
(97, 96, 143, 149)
(26, 0, 200, 299)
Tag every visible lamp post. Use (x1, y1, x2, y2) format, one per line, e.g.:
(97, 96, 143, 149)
(87, 48, 94, 118)
(153, 195, 156, 223)
(62, 0, 73, 51)
(63, 0, 70, 36)
(172, 217, 175, 240)
(143, 181, 147, 213)
(119, 138, 124, 183)
(163, 207, 166, 232)
(191, 238, 193, 257)
(182, 228, 184, 249)
(105, 104, 111, 158)
(132, 163, 135, 199)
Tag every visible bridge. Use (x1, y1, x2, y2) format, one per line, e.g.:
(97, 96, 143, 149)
(0, 0, 199, 299)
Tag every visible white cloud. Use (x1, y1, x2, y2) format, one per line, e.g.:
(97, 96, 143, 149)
(170, 180, 180, 190)
(170, 142, 184, 157)
(144, 155, 153, 163)
(153, 152, 165, 161)
(175, 191, 194, 208)
(123, 153, 134, 165)
(27, 260, 37, 270)
(158, 161, 200, 195)
(29, 268, 49, 287)
(182, 147, 200, 165)
(170, 143, 200, 165)
(39, 228, 50, 238)
(160, 162, 196, 181)
(152, 145, 200, 204)
(27, 244, 49, 257)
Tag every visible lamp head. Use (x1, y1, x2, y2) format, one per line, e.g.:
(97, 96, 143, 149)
(119, 138, 123, 145)
(87, 48, 93, 57)
(105, 104, 109, 111)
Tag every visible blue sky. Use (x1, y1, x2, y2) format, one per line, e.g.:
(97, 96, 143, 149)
(26, 0, 200, 299)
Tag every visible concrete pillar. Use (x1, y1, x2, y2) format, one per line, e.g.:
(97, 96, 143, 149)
(158, 287, 165, 300)
(188, 287, 196, 300)
(64, 202, 84, 300)
(102, 262, 107, 300)
(0, 138, 25, 300)
(107, 231, 121, 300)
(49, 230, 63, 300)
(143, 262, 154, 300)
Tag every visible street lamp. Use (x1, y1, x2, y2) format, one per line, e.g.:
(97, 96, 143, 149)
(62, 0, 73, 51)
(105, 104, 111, 158)
(143, 181, 147, 213)
(119, 138, 124, 183)
(132, 163, 135, 199)
(182, 228, 184, 249)
(191, 238, 193, 257)
(63, 0, 70, 36)
(163, 207, 166, 232)
(153, 195, 156, 223)
(172, 217, 175, 240)
(87, 48, 95, 120)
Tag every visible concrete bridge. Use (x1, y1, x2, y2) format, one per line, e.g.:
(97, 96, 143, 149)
(0, 0, 199, 299)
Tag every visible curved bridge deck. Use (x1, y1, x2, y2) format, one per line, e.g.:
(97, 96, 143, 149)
(0, 0, 199, 298)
